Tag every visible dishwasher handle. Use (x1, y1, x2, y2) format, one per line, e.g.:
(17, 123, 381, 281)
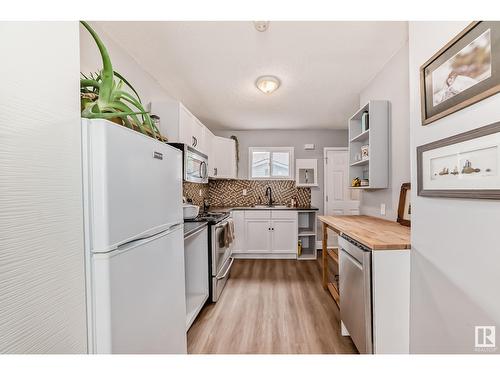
(340, 233, 371, 252)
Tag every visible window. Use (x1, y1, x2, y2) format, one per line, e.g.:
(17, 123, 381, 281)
(249, 147, 294, 180)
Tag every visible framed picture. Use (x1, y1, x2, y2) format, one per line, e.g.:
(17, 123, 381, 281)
(420, 21, 500, 125)
(397, 183, 411, 227)
(417, 121, 500, 199)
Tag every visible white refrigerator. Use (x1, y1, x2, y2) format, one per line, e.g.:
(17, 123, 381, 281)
(82, 119, 187, 354)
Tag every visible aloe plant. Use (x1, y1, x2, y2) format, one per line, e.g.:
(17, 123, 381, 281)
(80, 21, 163, 140)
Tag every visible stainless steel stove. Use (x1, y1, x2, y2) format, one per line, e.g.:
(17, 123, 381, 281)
(184, 211, 233, 302)
(185, 211, 229, 224)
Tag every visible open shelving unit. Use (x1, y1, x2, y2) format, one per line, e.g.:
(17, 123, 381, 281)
(348, 100, 389, 190)
(297, 210, 317, 260)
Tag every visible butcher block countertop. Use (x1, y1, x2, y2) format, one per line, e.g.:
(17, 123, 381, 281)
(319, 215, 411, 250)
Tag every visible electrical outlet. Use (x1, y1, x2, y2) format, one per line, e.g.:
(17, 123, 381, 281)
(199, 189, 202, 197)
(380, 203, 386, 216)
(242, 189, 247, 196)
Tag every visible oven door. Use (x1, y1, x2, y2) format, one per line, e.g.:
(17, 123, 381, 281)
(185, 147, 208, 183)
(211, 219, 233, 276)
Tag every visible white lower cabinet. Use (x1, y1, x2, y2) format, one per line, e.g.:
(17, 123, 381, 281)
(232, 210, 297, 258)
(245, 219, 272, 252)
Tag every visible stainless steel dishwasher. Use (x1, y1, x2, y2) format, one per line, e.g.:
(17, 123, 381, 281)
(339, 233, 373, 354)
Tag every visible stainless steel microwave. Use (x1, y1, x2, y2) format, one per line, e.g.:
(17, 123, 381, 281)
(168, 143, 208, 183)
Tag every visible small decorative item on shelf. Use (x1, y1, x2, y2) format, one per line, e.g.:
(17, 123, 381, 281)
(360, 179, 369, 187)
(351, 177, 361, 187)
(298, 239, 302, 257)
(354, 152, 362, 162)
(361, 111, 369, 132)
(361, 145, 369, 160)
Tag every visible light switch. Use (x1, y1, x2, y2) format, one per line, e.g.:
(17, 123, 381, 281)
(242, 189, 247, 196)
(380, 203, 386, 216)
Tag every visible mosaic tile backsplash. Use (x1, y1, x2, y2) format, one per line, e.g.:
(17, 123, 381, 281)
(183, 180, 311, 210)
(183, 182, 209, 208)
(207, 179, 311, 207)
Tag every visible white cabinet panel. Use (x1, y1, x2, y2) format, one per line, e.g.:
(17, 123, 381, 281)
(213, 136, 236, 179)
(245, 219, 272, 253)
(272, 219, 297, 253)
(231, 211, 246, 252)
(151, 100, 207, 154)
(205, 129, 216, 177)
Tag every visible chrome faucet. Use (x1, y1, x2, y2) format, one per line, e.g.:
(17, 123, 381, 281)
(265, 186, 274, 207)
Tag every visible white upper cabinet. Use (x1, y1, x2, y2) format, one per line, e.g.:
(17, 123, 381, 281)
(205, 128, 216, 177)
(212, 136, 237, 179)
(151, 99, 237, 179)
(151, 100, 207, 154)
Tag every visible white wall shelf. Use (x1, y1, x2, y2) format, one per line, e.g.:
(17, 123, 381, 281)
(348, 100, 389, 190)
(295, 159, 318, 187)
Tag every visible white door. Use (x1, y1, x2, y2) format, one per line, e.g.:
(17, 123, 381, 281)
(92, 225, 186, 354)
(324, 148, 360, 246)
(271, 219, 297, 253)
(245, 219, 272, 253)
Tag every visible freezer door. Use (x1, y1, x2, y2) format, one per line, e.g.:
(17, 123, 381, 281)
(91, 225, 187, 354)
(82, 119, 183, 253)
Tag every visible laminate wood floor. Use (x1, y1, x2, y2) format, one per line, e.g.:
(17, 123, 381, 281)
(187, 257, 358, 354)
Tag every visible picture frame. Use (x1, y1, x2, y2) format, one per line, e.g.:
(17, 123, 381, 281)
(417, 121, 500, 199)
(420, 21, 500, 125)
(397, 183, 411, 227)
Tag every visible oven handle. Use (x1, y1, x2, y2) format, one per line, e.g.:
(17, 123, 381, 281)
(214, 220, 230, 229)
(216, 257, 234, 280)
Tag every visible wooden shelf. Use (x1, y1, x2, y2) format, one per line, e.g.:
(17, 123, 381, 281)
(327, 282, 340, 307)
(327, 248, 338, 264)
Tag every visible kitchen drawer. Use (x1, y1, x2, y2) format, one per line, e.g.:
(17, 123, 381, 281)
(244, 210, 271, 220)
(271, 211, 297, 220)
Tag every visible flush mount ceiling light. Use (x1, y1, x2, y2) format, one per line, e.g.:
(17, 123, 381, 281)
(253, 21, 270, 32)
(256, 75, 280, 94)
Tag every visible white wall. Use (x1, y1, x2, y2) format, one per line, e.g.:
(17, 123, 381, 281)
(213, 129, 348, 217)
(409, 22, 500, 353)
(359, 42, 410, 220)
(0, 22, 87, 353)
(80, 22, 173, 110)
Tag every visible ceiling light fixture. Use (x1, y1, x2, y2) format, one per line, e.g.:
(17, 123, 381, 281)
(256, 75, 280, 94)
(253, 21, 270, 32)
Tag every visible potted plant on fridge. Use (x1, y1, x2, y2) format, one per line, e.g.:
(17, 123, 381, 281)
(80, 21, 165, 141)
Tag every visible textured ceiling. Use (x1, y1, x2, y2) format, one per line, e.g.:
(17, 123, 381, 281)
(98, 21, 407, 130)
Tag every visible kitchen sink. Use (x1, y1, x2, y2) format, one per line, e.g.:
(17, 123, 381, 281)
(252, 205, 289, 209)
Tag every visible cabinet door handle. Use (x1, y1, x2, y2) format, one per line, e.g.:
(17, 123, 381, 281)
(192, 136, 196, 147)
